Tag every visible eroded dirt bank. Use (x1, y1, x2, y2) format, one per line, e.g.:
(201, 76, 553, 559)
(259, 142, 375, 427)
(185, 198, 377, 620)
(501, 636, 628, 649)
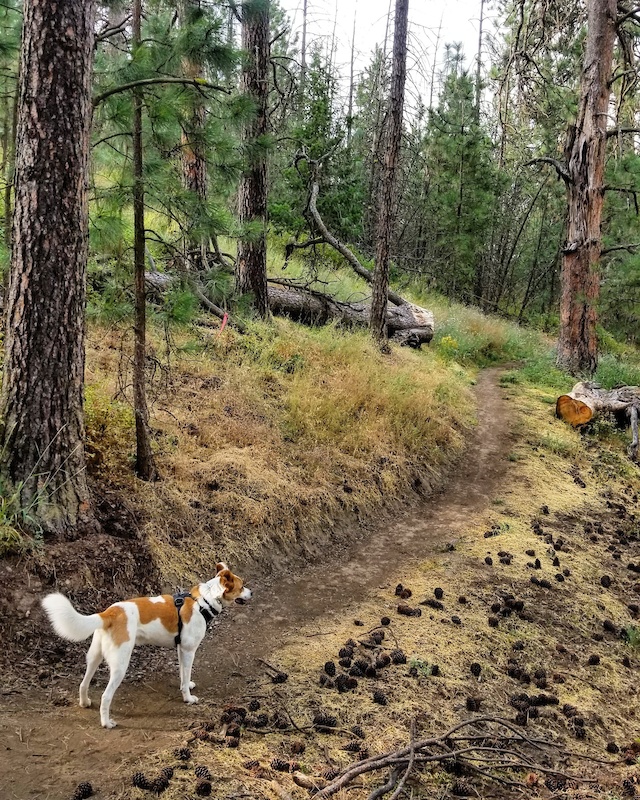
(0, 369, 513, 800)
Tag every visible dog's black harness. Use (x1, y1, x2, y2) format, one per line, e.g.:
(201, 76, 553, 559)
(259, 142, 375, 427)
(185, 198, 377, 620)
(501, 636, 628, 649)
(173, 591, 220, 647)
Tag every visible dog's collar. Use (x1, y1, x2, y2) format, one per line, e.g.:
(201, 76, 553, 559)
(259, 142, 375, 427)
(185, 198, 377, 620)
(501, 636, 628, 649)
(196, 594, 222, 623)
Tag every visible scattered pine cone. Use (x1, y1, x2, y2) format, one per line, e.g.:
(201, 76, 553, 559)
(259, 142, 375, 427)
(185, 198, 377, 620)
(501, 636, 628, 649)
(373, 690, 388, 705)
(390, 649, 406, 664)
(587, 654, 601, 666)
(174, 747, 191, 761)
(324, 661, 336, 676)
(351, 724, 366, 739)
(343, 739, 362, 752)
(431, 664, 441, 676)
(225, 736, 240, 748)
(271, 671, 288, 684)
(375, 654, 391, 669)
(313, 711, 338, 729)
(466, 696, 481, 712)
(195, 779, 212, 797)
(243, 760, 260, 770)
(358, 748, 370, 760)
(451, 779, 472, 796)
(371, 630, 385, 644)
(290, 740, 306, 755)
(159, 767, 173, 781)
(622, 778, 637, 797)
(248, 699, 261, 712)
(381, 616, 391, 625)
(132, 772, 151, 790)
(607, 742, 620, 754)
(322, 768, 341, 781)
(71, 783, 93, 800)
(338, 646, 354, 659)
(271, 758, 291, 772)
(434, 587, 444, 599)
(470, 662, 481, 677)
(194, 766, 212, 781)
(338, 657, 352, 669)
(150, 776, 169, 795)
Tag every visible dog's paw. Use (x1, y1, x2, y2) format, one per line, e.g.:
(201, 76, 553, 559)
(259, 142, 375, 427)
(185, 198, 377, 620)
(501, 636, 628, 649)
(79, 698, 92, 708)
(102, 719, 117, 729)
(184, 695, 199, 705)
(189, 681, 196, 690)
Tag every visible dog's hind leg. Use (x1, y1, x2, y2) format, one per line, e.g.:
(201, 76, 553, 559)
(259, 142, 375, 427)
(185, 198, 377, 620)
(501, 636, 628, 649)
(79, 632, 103, 708)
(178, 647, 199, 704)
(99, 640, 134, 729)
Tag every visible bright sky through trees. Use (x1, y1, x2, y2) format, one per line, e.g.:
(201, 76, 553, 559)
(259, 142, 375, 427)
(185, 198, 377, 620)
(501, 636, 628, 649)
(278, 0, 489, 109)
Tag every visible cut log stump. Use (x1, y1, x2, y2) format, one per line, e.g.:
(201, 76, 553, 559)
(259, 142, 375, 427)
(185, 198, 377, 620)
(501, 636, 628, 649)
(556, 381, 640, 460)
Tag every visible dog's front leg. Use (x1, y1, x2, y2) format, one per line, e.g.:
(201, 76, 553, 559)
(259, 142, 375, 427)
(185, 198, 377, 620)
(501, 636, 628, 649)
(178, 646, 199, 704)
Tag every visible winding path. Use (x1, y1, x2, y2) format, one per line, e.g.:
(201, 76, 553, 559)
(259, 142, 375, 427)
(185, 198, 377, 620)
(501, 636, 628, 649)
(0, 368, 511, 800)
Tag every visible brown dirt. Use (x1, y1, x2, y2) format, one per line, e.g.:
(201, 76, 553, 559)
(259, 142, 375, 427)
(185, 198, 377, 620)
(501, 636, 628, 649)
(0, 369, 513, 800)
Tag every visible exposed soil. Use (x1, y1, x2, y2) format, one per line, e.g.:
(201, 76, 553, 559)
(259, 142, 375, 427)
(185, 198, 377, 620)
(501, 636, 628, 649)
(0, 369, 513, 800)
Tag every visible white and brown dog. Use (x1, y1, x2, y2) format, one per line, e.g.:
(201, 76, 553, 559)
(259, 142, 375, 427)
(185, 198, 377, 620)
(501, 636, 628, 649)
(41, 563, 251, 728)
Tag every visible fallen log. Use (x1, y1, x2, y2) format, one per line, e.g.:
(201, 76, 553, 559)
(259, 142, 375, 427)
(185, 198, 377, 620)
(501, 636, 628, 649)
(556, 381, 639, 459)
(267, 284, 434, 346)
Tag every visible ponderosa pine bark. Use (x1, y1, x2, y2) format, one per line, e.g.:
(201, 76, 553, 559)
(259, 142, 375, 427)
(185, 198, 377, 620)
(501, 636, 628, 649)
(236, 0, 270, 318)
(0, 0, 97, 531)
(370, 0, 409, 346)
(556, 0, 616, 376)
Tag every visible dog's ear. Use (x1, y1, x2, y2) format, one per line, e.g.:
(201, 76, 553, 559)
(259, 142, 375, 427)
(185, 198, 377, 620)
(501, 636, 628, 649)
(218, 569, 234, 592)
(215, 562, 229, 574)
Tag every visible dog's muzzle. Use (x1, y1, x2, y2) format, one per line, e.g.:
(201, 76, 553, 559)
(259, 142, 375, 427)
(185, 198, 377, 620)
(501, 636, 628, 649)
(235, 587, 252, 604)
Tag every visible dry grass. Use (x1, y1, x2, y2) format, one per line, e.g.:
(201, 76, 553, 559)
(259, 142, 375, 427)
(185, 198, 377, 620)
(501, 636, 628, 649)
(84, 317, 474, 584)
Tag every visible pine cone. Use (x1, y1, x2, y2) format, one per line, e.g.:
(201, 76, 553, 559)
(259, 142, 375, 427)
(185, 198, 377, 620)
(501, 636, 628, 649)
(324, 661, 336, 676)
(270, 758, 290, 772)
(150, 776, 169, 795)
(290, 740, 306, 755)
(174, 747, 191, 761)
(194, 766, 212, 780)
(159, 767, 174, 781)
(342, 740, 362, 752)
(373, 690, 388, 705)
(225, 736, 240, 747)
(390, 649, 406, 664)
(622, 778, 637, 797)
(338, 646, 354, 659)
(132, 772, 151, 790)
(71, 783, 93, 800)
(248, 699, 261, 712)
(351, 724, 366, 739)
(313, 711, 338, 729)
(195, 779, 212, 797)
(470, 662, 481, 677)
(243, 760, 260, 770)
(271, 671, 288, 684)
(338, 657, 352, 668)
(322, 768, 341, 781)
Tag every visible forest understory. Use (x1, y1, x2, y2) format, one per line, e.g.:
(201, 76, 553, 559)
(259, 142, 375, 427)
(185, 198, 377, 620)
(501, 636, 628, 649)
(1, 350, 639, 800)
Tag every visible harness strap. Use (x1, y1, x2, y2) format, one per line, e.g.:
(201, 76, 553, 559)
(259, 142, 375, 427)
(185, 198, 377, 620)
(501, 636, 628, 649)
(173, 591, 221, 646)
(173, 591, 192, 647)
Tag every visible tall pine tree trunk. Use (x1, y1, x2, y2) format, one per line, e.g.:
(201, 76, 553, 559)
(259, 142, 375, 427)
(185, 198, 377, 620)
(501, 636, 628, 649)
(132, 0, 158, 481)
(0, 0, 97, 532)
(556, 0, 616, 376)
(370, 0, 408, 345)
(179, 0, 208, 263)
(236, 0, 270, 319)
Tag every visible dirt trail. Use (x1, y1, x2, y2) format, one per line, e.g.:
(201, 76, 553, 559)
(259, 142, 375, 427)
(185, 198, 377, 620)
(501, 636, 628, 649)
(0, 369, 511, 800)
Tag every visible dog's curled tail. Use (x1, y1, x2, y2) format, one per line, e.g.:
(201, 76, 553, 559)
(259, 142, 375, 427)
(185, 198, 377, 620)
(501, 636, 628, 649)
(41, 593, 103, 642)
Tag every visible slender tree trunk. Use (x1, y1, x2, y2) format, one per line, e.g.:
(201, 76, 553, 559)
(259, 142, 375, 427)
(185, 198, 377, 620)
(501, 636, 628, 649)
(236, 0, 270, 318)
(300, 0, 308, 98)
(0, 0, 97, 533)
(132, 0, 158, 481)
(556, 0, 616, 376)
(370, 0, 409, 345)
(474, 0, 484, 116)
(346, 5, 357, 147)
(2, 64, 18, 247)
(178, 0, 208, 264)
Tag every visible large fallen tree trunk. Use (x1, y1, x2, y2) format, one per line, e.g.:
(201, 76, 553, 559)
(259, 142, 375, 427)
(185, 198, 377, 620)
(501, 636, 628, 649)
(267, 283, 434, 346)
(556, 381, 639, 459)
